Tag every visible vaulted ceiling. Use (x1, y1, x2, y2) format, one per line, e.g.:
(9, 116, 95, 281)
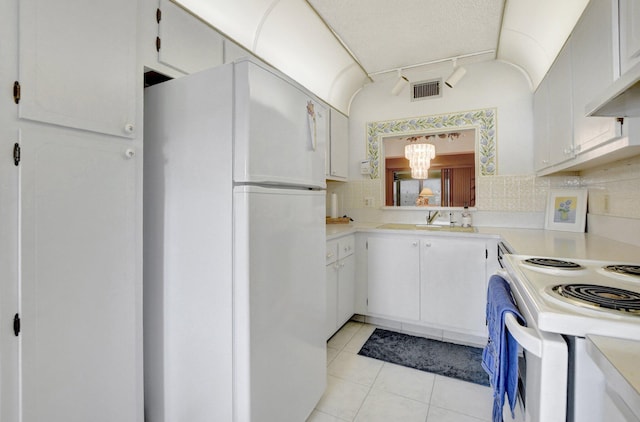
(173, 0, 590, 113)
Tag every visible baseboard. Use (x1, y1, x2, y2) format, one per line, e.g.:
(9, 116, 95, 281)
(355, 314, 487, 348)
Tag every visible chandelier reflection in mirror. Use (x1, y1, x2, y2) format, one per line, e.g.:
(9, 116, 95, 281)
(404, 143, 436, 178)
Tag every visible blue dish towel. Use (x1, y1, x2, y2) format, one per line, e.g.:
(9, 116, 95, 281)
(482, 275, 524, 422)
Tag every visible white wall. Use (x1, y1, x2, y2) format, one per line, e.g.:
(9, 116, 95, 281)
(348, 60, 534, 178)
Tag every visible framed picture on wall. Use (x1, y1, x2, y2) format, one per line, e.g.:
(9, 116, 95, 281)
(544, 188, 588, 232)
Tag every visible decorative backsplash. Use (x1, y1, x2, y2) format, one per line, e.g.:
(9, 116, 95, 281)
(328, 155, 640, 223)
(331, 175, 581, 213)
(582, 154, 640, 220)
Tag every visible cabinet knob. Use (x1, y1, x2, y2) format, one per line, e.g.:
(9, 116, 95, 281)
(124, 148, 136, 159)
(124, 123, 135, 134)
(424, 242, 432, 247)
(412, 242, 418, 247)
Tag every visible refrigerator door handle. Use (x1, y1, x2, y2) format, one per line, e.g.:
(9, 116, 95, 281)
(307, 101, 317, 152)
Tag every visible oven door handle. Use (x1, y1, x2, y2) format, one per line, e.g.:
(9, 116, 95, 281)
(505, 312, 542, 358)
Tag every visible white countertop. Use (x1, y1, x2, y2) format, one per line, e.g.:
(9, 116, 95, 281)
(328, 222, 640, 261)
(587, 335, 640, 418)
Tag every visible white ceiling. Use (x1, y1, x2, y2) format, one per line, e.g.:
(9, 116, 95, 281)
(307, 0, 504, 76)
(173, 0, 590, 113)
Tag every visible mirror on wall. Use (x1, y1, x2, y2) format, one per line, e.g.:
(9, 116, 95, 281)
(383, 129, 476, 207)
(365, 108, 497, 209)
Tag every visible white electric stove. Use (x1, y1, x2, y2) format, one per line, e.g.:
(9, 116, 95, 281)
(505, 254, 640, 338)
(500, 254, 640, 422)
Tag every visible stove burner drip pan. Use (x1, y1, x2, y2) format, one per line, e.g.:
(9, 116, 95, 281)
(523, 257, 584, 270)
(603, 265, 640, 278)
(550, 283, 640, 315)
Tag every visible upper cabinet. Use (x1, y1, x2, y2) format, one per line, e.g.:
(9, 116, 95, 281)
(326, 108, 349, 181)
(618, 0, 640, 75)
(586, 0, 640, 119)
(533, 0, 637, 176)
(533, 77, 550, 172)
(533, 42, 575, 174)
(156, 0, 224, 75)
(18, 0, 136, 138)
(570, 0, 621, 154)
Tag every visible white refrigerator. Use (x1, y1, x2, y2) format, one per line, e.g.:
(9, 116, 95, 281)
(144, 58, 327, 422)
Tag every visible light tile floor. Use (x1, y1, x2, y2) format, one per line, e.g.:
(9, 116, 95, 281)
(307, 321, 493, 422)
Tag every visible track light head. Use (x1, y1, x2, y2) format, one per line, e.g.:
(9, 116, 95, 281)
(445, 66, 467, 88)
(391, 75, 409, 95)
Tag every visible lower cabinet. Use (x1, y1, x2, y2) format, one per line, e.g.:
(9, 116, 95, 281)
(367, 236, 420, 321)
(366, 233, 492, 341)
(420, 236, 488, 337)
(326, 234, 356, 339)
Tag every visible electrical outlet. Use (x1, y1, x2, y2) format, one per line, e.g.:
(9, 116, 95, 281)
(364, 197, 374, 207)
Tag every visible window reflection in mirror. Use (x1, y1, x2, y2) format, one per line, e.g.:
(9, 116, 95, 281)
(383, 129, 476, 207)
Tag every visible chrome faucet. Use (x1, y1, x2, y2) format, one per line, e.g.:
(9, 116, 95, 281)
(427, 210, 440, 225)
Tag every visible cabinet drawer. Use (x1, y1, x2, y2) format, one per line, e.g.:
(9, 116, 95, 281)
(338, 235, 355, 260)
(326, 239, 339, 265)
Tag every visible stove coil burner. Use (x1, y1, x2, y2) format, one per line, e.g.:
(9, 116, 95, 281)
(552, 283, 640, 315)
(523, 257, 584, 270)
(603, 265, 640, 278)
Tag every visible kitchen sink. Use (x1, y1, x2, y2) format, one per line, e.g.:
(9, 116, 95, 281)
(376, 223, 477, 233)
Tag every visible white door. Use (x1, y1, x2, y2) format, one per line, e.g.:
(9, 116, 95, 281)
(420, 237, 487, 336)
(234, 60, 327, 188)
(157, 0, 224, 74)
(233, 186, 326, 422)
(367, 236, 420, 321)
(19, 129, 141, 421)
(337, 253, 356, 326)
(18, 0, 136, 138)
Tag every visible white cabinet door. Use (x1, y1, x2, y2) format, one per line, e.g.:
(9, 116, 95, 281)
(328, 108, 349, 181)
(157, 0, 224, 74)
(533, 77, 551, 172)
(337, 253, 356, 328)
(420, 237, 487, 337)
(19, 129, 141, 422)
(571, 0, 620, 154)
(620, 0, 640, 74)
(326, 235, 355, 339)
(326, 240, 339, 338)
(367, 236, 420, 321)
(547, 46, 575, 167)
(18, 0, 136, 138)
(326, 262, 339, 339)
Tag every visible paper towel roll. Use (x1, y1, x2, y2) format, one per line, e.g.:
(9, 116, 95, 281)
(330, 193, 338, 218)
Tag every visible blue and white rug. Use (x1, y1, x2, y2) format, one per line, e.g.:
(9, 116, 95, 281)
(358, 328, 489, 386)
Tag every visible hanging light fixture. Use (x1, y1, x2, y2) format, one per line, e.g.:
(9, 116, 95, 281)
(404, 143, 436, 179)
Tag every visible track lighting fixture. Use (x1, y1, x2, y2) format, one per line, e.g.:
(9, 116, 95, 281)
(445, 60, 467, 88)
(390, 70, 409, 95)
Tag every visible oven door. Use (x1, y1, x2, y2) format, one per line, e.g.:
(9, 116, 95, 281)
(496, 270, 569, 422)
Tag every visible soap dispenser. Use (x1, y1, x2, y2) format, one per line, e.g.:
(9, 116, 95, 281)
(461, 205, 472, 228)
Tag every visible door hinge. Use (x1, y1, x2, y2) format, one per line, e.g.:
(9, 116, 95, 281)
(156, 8, 162, 23)
(13, 81, 21, 104)
(13, 313, 20, 336)
(13, 143, 20, 166)
(156, 36, 161, 52)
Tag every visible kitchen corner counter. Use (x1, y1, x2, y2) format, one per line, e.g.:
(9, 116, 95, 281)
(327, 223, 640, 261)
(587, 335, 640, 419)
(326, 224, 356, 240)
(475, 227, 640, 262)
